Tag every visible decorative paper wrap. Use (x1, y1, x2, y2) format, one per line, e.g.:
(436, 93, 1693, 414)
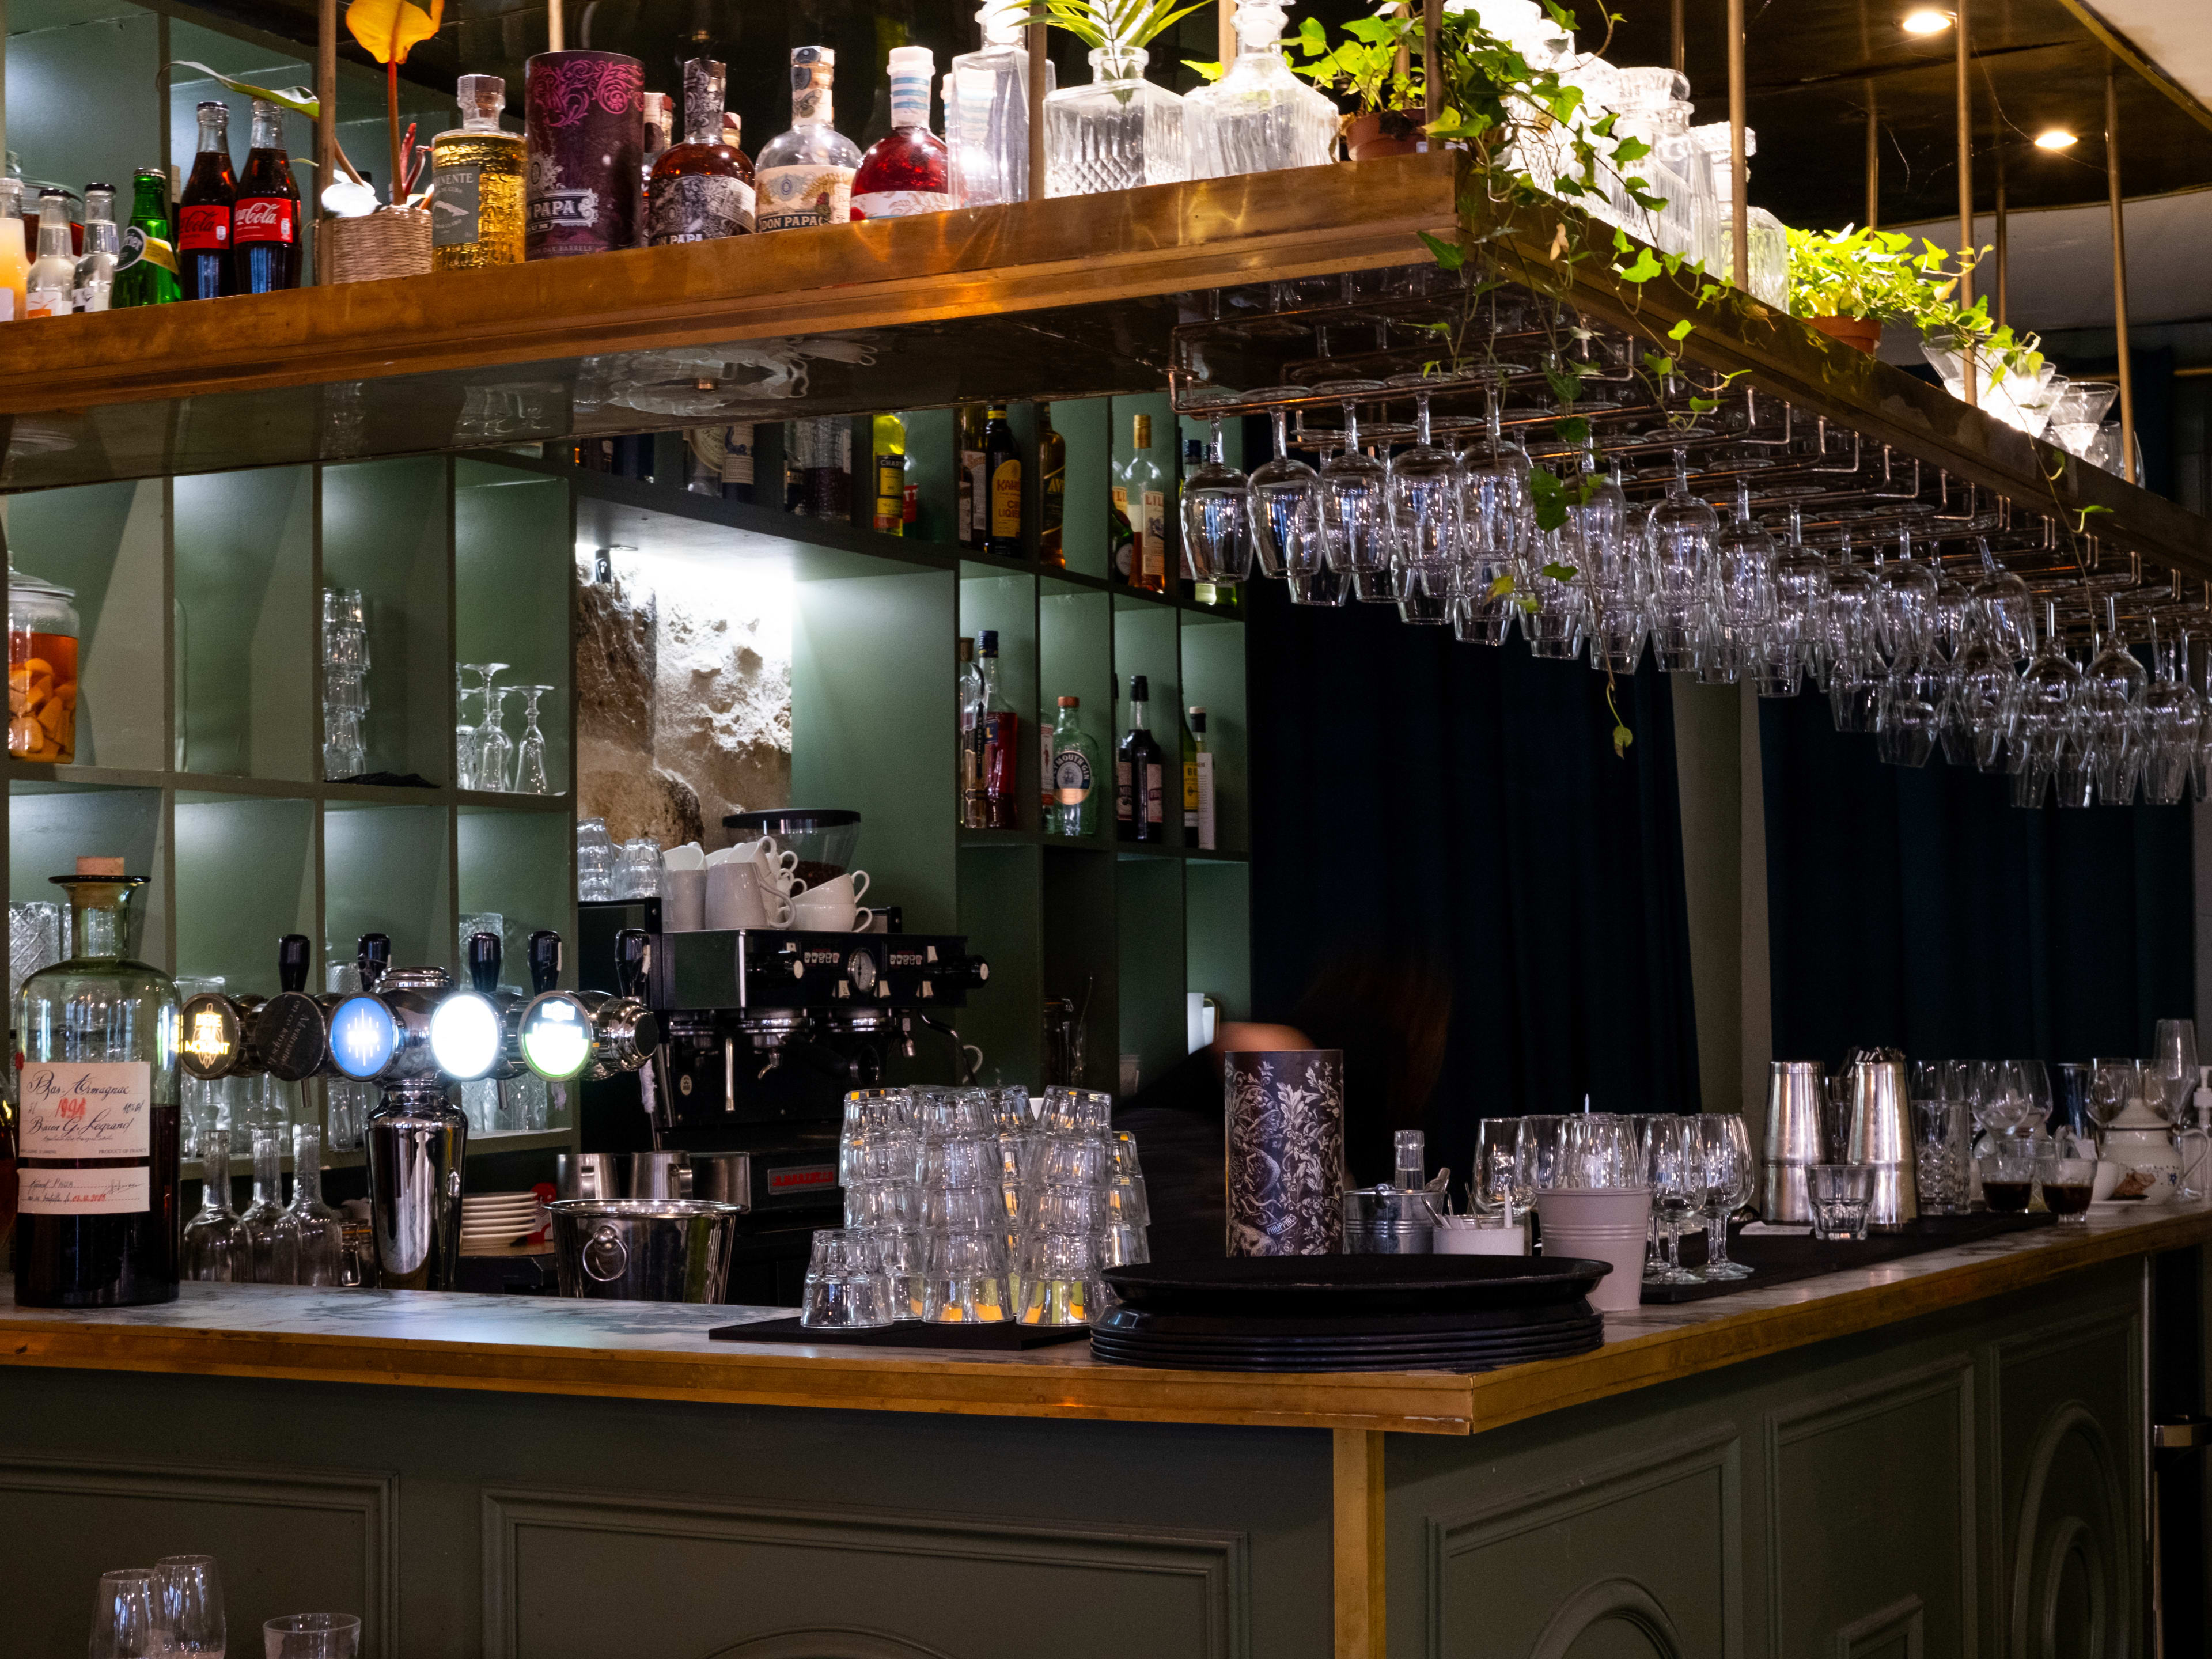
(1224, 1049, 1344, 1256)
(524, 51, 645, 258)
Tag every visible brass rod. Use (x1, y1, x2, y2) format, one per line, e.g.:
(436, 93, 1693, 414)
(1218, 0, 1234, 77)
(1728, 0, 1748, 290)
(2108, 62, 2137, 484)
(547, 0, 563, 54)
(1956, 0, 1975, 407)
(1028, 20, 1048, 201)
(1865, 93, 1879, 229)
(1423, 0, 1443, 130)
(316, 0, 336, 286)
(1672, 0, 1685, 74)
(1994, 138, 2008, 327)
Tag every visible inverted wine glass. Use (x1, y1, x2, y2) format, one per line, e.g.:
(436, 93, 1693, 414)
(1245, 395, 1317, 579)
(1180, 415, 1251, 584)
(512, 684, 554, 794)
(1315, 380, 1389, 597)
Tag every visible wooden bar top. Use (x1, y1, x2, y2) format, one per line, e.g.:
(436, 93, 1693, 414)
(5, 1202, 2207, 1437)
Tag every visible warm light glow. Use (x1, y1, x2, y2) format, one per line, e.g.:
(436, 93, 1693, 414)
(2034, 128, 2078, 150)
(1901, 9, 1953, 32)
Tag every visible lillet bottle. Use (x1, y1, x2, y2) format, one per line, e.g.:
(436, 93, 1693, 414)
(648, 59, 756, 244)
(13, 857, 183, 1308)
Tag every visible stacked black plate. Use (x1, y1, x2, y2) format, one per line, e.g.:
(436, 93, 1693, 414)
(1092, 1255, 1610, 1373)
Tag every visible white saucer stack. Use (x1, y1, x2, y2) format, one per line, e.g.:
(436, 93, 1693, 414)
(460, 1191, 544, 1250)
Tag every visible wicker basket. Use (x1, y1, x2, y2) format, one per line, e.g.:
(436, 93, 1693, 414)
(329, 207, 433, 283)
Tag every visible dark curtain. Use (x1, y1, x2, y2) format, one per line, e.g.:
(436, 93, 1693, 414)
(1246, 577, 1703, 1192)
(1759, 694, 2194, 1067)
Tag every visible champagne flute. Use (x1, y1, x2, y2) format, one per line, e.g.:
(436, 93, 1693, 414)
(2150, 1020, 2198, 1126)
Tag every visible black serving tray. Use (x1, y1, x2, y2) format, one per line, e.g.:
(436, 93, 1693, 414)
(1089, 1307, 1605, 1373)
(1101, 1253, 1608, 1320)
(706, 1316, 1091, 1350)
(1639, 1211, 2061, 1305)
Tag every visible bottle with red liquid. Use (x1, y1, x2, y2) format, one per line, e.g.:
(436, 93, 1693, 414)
(234, 98, 302, 293)
(178, 100, 236, 300)
(851, 46, 953, 218)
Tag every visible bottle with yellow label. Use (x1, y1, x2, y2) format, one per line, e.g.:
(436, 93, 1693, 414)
(984, 404, 1022, 557)
(1112, 414, 1168, 592)
(872, 411, 907, 535)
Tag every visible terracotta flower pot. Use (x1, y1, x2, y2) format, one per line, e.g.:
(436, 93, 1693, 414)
(1805, 314, 1884, 354)
(1346, 109, 1424, 162)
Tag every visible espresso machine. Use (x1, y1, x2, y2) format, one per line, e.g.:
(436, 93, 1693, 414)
(571, 902, 990, 1302)
(183, 930, 656, 1291)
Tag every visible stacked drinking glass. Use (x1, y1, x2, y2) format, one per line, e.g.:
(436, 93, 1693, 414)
(320, 588, 368, 779)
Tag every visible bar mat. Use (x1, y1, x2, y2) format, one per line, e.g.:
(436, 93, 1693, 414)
(1640, 1211, 2061, 1304)
(707, 1316, 1093, 1350)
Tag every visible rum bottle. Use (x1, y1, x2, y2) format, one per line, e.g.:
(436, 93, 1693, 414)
(13, 857, 181, 1308)
(1116, 674, 1164, 844)
(648, 59, 757, 245)
(984, 403, 1021, 557)
(1113, 415, 1168, 592)
(432, 75, 527, 270)
(112, 168, 180, 309)
(234, 97, 302, 293)
(1038, 404, 1067, 567)
(755, 46, 862, 232)
(178, 100, 237, 301)
(852, 46, 953, 218)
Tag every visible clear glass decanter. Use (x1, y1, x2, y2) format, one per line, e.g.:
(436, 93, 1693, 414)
(272, 1122, 345, 1285)
(1606, 67, 1695, 259)
(1184, 0, 1338, 179)
(181, 1135, 248, 1282)
(1691, 122, 1789, 309)
(946, 1, 1054, 205)
(239, 1124, 291, 1283)
(1044, 46, 1187, 198)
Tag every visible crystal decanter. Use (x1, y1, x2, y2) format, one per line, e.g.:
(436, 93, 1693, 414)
(1043, 46, 1187, 197)
(1184, 0, 1338, 179)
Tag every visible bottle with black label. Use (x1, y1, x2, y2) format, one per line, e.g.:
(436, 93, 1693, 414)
(1116, 674, 1164, 844)
(13, 857, 181, 1307)
(984, 404, 1021, 557)
(957, 403, 987, 550)
(1038, 403, 1067, 567)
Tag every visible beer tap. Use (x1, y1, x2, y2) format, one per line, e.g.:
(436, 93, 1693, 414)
(516, 927, 661, 1084)
(179, 933, 313, 1083)
(253, 933, 388, 1084)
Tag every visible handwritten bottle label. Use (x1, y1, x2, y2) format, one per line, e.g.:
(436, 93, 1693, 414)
(19, 1060, 151, 1158)
(20, 1168, 152, 1215)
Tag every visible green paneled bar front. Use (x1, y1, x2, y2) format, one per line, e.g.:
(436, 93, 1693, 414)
(1, 1206, 2201, 1656)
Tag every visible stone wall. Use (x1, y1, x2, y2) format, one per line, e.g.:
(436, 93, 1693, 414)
(574, 553, 791, 847)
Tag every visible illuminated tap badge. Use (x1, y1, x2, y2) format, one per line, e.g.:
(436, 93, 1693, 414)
(179, 997, 240, 1078)
(329, 994, 399, 1080)
(520, 994, 592, 1081)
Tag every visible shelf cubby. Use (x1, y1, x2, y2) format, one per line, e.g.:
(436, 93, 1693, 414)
(323, 801, 449, 971)
(7, 779, 166, 964)
(174, 791, 315, 988)
(457, 806, 573, 994)
(323, 457, 453, 787)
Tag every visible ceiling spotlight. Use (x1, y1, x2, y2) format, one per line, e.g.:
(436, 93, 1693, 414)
(2033, 128, 2078, 150)
(1901, 9, 1953, 33)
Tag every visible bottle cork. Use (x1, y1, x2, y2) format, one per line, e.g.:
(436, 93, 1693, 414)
(75, 856, 126, 877)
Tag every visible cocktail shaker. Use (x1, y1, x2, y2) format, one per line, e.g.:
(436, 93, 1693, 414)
(1763, 1060, 1826, 1224)
(366, 1077, 468, 1290)
(1845, 1047, 1918, 1228)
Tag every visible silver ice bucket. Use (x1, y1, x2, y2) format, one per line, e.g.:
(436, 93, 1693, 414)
(547, 1198, 743, 1302)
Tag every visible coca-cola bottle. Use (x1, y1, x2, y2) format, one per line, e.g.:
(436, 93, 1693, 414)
(234, 98, 301, 293)
(178, 100, 236, 300)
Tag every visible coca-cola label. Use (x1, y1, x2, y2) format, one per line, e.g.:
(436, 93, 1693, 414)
(648, 174, 755, 244)
(433, 164, 482, 248)
(178, 203, 230, 251)
(234, 196, 296, 245)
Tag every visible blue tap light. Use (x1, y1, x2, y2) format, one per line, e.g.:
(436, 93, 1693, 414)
(329, 994, 399, 1080)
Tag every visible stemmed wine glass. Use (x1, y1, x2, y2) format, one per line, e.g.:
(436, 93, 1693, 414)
(1384, 374, 1461, 624)
(512, 685, 554, 794)
(2138, 620, 2200, 806)
(1871, 527, 1939, 666)
(1823, 532, 1884, 734)
(2081, 595, 2146, 805)
(153, 1555, 226, 1658)
(1567, 444, 1643, 673)
(1179, 415, 1251, 586)
(1645, 449, 1718, 672)
(1451, 387, 1528, 646)
(2149, 1020, 2198, 1125)
(1700, 477, 1776, 685)
(477, 685, 516, 794)
(1646, 1116, 1704, 1286)
(1245, 392, 1318, 580)
(1968, 537, 2035, 662)
(1695, 1114, 1755, 1279)
(453, 670, 482, 790)
(1755, 509, 1828, 698)
(1315, 380, 1391, 601)
(2009, 602, 2084, 808)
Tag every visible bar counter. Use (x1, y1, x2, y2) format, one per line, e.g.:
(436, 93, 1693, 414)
(4, 1203, 2206, 1657)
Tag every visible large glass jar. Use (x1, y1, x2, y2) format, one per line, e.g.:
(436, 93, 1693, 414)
(13, 860, 182, 1307)
(9, 569, 79, 763)
(1044, 48, 1187, 198)
(1184, 1, 1339, 180)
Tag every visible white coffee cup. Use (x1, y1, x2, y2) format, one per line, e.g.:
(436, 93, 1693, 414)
(663, 841, 707, 873)
(661, 866, 706, 932)
(789, 870, 870, 932)
(705, 862, 794, 930)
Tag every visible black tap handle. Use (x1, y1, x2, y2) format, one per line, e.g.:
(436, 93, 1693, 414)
(528, 930, 562, 995)
(467, 931, 502, 995)
(276, 933, 310, 994)
(357, 933, 390, 990)
(615, 927, 650, 1000)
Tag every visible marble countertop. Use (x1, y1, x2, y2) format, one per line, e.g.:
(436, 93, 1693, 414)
(4, 1200, 2206, 1437)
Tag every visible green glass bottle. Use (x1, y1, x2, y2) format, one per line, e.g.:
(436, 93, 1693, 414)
(112, 168, 180, 309)
(1049, 695, 1100, 838)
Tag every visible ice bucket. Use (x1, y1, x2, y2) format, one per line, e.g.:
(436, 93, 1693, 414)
(547, 1198, 743, 1302)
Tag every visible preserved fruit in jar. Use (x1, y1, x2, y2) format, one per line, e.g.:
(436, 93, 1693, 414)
(9, 571, 80, 763)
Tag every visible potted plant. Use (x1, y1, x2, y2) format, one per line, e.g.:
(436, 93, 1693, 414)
(1287, 9, 1425, 160)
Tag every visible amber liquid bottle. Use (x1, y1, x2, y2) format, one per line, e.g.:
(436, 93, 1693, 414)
(1038, 404, 1067, 567)
(984, 404, 1021, 558)
(432, 74, 527, 270)
(647, 59, 757, 244)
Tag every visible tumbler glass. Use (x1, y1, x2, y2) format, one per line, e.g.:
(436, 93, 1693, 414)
(1014, 1229, 1102, 1325)
(1806, 1163, 1874, 1240)
(263, 1613, 362, 1659)
(1911, 1100, 1973, 1216)
(800, 1228, 896, 1328)
(89, 1569, 159, 1659)
(2034, 1155, 2097, 1224)
(919, 1229, 1012, 1323)
(154, 1555, 226, 1657)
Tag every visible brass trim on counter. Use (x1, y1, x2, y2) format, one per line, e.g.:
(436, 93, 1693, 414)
(3, 1205, 2207, 1438)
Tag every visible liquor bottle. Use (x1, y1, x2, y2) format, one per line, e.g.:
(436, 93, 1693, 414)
(1050, 696, 1100, 836)
(1113, 415, 1168, 592)
(755, 46, 862, 232)
(234, 98, 303, 293)
(13, 857, 181, 1308)
(1116, 675, 1165, 843)
(649, 60, 757, 245)
(946, 1, 1052, 206)
(642, 91, 675, 188)
(432, 74, 527, 271)
(984, 404, 1021, 557)
(873, 411, 908, 534)
(1043, 44, 1187, 198)
(786, 416, 851, 517)
(853, 46, 953, 218)
(25, 190, 77, 317)
(976, 630, 1020, 828)
(1184, 0, 1340, 179)
(957, 635, 984, 827)
(112, 168, 180, 309)
(179, 100, 237, 301)
(0, 180, 29, 321)
(71, 184, 120, 312)
(957, 404, 987, 549)
(1190, 704, 1216, 850)
(1038, 404, 1067, 567)
(1179, 702, 1199, 840)
(180, 1135, 247, 1282)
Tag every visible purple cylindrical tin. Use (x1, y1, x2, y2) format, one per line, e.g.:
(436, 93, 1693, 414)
(524, 50, 645, 258)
